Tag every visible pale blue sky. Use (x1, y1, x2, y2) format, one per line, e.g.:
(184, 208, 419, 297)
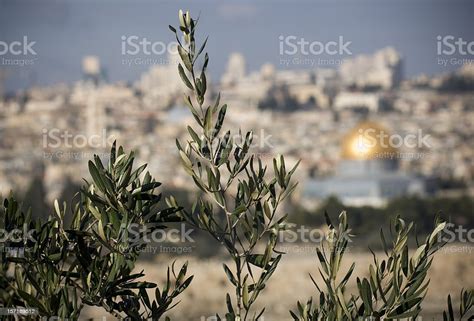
(0, 0, 473, 92)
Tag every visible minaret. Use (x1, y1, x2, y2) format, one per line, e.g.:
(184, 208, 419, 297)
(82, 56, 101, 85)
(82, 56, 105, 140)
(85, 85, 103, 139)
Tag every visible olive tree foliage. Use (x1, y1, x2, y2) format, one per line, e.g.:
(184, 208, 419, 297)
(169, 10, 299, 321)
(290, 212, 474, 321)
(0, 196, 82, 319)
(0, 143, 192, 320)
(0, 8, 472, 321)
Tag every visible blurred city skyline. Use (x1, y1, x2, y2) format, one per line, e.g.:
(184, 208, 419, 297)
(0, 0, 473, 209)
(1, 0, 473, 92)
(0, 4, 473, 320)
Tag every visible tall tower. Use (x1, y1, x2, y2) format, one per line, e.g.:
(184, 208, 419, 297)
(221, 53, 246, 86)
(81, 56, 105, 139)
(85, 86, 103, 139)
(82, 56, 102, 85)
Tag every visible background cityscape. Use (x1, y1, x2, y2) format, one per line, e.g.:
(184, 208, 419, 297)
(0, 0, 473, 319)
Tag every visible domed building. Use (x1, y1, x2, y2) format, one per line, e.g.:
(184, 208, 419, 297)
(305, 121, 426, 207)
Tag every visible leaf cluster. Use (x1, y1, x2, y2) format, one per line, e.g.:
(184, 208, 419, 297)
(0, 142, 192, 320)
(291, 212, 473, 320)
(170, 10, 299, 321)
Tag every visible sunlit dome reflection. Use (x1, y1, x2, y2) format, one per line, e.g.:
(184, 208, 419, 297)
(341, 121, 397, 160)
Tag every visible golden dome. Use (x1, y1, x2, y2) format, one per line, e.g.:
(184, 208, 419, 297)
(341, 121, 398, 160)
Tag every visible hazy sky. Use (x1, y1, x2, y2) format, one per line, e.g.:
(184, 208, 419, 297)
(0, 0, 473, 92)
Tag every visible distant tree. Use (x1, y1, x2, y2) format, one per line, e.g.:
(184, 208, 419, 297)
(57, 176, 82, 225)
(439, 75, 474, 92)
(22, 175, 50, 221)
